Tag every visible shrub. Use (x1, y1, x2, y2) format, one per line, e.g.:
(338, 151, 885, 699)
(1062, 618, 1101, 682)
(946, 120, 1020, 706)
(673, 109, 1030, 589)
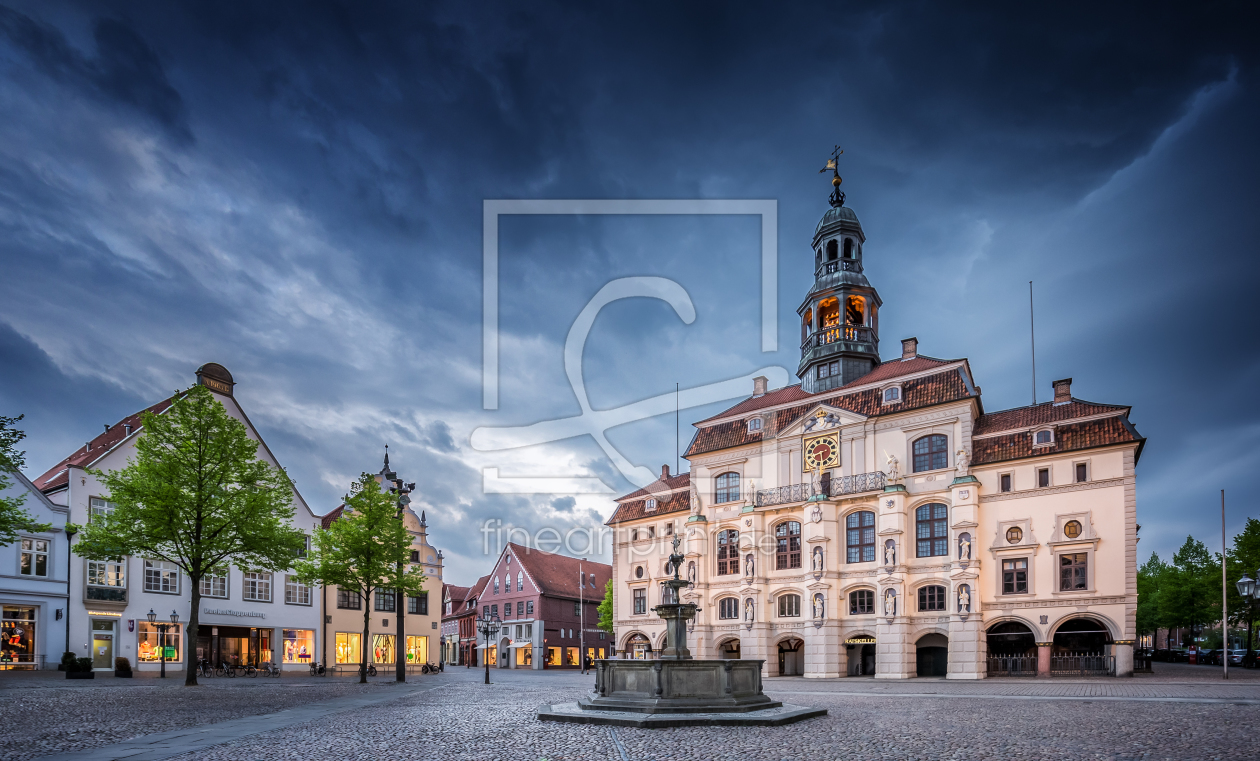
(74, 657, 93, 673)
(59, 652, 77, 671)
(114, 656, 132, 674)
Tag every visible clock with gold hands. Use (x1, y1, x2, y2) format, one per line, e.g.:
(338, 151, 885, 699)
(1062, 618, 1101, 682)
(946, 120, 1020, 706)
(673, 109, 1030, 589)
(803, 432, 840, 470)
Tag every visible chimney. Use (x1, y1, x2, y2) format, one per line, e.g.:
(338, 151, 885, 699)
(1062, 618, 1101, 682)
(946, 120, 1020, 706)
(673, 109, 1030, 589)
(752, 375, 768, 397)
(1052, 378, 1073, 405)
(661, 464, 671, 481)
(124, 424, 132, 436)
(901, 337, 918, 360)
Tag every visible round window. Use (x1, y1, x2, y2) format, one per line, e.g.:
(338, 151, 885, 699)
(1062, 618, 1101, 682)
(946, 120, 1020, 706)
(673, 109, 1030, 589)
(1064, 520, 1082, 539)
(1005, 526, 1023, 544)
(635, 566, 644, 579)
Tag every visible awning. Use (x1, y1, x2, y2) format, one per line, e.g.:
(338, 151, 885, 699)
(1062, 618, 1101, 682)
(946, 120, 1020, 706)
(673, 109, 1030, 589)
(508, 641, 533, 649)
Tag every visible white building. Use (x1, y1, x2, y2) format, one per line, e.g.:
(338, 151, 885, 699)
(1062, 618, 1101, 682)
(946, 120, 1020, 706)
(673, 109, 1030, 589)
(0, 466, 69, 669)
(607, 194, 1143, 679)
(34, 363, 324, 673)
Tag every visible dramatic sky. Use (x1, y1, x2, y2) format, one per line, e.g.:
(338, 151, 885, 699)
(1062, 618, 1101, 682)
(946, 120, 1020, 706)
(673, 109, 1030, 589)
(2, 2, 1258, 583)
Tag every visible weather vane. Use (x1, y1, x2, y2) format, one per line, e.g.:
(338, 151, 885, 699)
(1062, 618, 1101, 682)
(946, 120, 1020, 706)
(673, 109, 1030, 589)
(819, 144, 845, 207)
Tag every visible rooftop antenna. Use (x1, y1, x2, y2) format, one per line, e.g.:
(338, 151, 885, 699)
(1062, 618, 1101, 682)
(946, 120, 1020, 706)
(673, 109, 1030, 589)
(1029, 281, 1037, 406)
(675, 382, 680, 475)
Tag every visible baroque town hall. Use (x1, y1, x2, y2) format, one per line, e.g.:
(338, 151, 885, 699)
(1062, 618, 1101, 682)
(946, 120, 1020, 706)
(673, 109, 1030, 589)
(606, 173, 1144, 679)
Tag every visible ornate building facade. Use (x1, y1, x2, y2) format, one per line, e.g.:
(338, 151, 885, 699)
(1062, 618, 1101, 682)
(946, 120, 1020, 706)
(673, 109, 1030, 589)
(607, 188, 1144, 679)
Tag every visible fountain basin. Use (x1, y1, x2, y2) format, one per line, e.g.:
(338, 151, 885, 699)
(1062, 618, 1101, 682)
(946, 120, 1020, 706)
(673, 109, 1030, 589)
(581, 658, 779, 713)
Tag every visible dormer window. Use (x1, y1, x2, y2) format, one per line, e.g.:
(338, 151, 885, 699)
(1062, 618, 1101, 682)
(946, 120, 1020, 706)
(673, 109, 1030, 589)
(645, 498, 657, 511)
(747, 417, 763, 433)
(1034, 429, 1055, 446)
(882, 386, 901, 404)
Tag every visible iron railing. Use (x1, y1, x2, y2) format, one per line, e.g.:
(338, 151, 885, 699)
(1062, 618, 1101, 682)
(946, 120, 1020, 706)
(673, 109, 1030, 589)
(753, 471, 886, 507)
(817, 260, 862, 276)
(986, 655, 1038, 677)
(801, 325, 876, 353)
(1133, 654, 1153, 673)
(1050, 653, 1115, 677)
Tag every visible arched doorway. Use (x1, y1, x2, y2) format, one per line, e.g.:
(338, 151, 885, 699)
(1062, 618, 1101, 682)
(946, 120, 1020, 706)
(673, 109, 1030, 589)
(1053, 618, 1112, 654)
(986, 621, 1037, 676)
(718, 639, 741, 659)
(915, 633, 948, 677)
(846, 635, 876, 675)
(777, 637, 803, 676)
(498, 637, 511, 668)
(625, 633, 652, 660)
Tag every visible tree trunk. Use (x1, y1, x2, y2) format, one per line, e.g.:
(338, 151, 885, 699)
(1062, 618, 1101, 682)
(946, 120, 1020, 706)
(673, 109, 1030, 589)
(361, 587, 371, 684)
(186, 580, 201, 686)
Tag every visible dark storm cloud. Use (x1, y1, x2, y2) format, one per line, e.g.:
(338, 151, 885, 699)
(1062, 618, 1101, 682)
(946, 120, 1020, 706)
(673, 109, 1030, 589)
(1, 0, 1258, 580)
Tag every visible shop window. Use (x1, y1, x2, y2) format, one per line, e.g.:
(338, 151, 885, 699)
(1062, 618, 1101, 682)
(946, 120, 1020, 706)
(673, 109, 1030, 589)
(1038, 468, 1050, 488)
(633, 588, 647, 614)
(717, 529, 740, 575)
(1060, 553, 1088, 591)
(405, 635, 428, 666)
(917, 585, 946, 612)
(18, 539, 48, 577)
(243, 572, 271, 602)
(912, 435, 949, 472)
(372, 634, 396, 664)
(144, 560, 180, 594)
(1000, 473, 1012, 493)
(846, 511, 875, 563)
(1, 606, 37, 667)
(337, 588, 361, 609)
(718, 597, 740, 619)
(86, 560, 126, 602)
(200, 567, 228, 599)
(89, 496, 115, 522)
(335, 632, 362, 664)
(778, 594, 801, 618)
(715, 471, 741, 503)
(915, 504, 949, 557)
(1002, 559, 1028, 594)
(775, 521, 802, 570)
(282, 629, 314, 664)
(849, 589, 874, 614)
(285, 575, 311, 605)
(137, 622, 182, 663)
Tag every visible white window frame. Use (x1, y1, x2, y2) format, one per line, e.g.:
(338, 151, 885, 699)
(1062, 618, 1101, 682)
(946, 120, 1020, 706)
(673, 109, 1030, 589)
(200, 567, 229, 599)
(285, 574, 312, 606)
(881, 384, 903, 406)
(243, 571, 272, 602)
(1073, 460, 1090, 483)
(998, 471, 1013, 493)
(1032, 427, 1056, 447)
(645, 498, 657, 511)
(19, 537, 49, 577)
(87, 558, 126, 590)
(1036, 466, 1051, 488)
(747, 417, 763, 433)
(89, 496, 116, 522)
(144, 560, 181, 594)
(777, 593, 801, 618)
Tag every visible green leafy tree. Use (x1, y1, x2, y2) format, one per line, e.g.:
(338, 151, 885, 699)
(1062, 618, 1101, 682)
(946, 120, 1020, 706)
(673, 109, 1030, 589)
(597, 579, 614, 634)
(1164, 536, 1220, 646)
(72, 385, 308, 686)
(1226, 518, 1260, 660)
(1137, 551, 1170, 646)
(0, 414, 52, 545)
(294, 474, 425, 683)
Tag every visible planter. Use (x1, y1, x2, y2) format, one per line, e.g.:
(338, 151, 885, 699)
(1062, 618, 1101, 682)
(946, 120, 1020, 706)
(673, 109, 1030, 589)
(66, 671, 95, 679)
(114, 671, 133, 678)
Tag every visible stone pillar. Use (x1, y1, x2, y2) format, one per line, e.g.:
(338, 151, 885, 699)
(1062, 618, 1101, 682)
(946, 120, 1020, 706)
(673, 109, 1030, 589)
(1036, 642, 1052, 677)
(947, 615, 985, 679)
(1114, 641, 1134, 677)
(804, 620, 842, 678)
(875, 617, 914, 679)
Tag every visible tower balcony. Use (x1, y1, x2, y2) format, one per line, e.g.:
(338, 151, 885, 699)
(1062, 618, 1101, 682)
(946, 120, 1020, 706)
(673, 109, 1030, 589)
(753, 471, 887, 507)
(815, 259, 863, 277)
(801, 325, 876, 353)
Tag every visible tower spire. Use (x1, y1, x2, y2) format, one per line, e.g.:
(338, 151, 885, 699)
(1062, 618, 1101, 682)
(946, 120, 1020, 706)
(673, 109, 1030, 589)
(384, 443, 390, 470)
(819, 145, 845, 208)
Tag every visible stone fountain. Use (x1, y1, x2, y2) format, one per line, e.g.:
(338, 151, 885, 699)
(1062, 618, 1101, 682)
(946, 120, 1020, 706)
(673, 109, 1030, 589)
(537, 536, 826, 728)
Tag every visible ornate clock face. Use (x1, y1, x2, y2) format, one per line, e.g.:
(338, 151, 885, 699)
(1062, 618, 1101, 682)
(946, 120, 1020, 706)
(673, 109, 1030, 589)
(803, 433, 840, 470)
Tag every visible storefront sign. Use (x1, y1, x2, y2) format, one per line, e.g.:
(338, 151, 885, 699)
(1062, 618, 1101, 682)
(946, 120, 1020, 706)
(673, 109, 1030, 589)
(87, 610, 123, 617)
(845, 637, 876, 644)
(202, 608, 266, 619)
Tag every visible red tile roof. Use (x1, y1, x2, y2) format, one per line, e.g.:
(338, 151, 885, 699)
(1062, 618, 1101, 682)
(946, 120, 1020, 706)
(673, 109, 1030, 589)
(972, 416, 1143, 465)
(696, 355, 958, 424)
(33, 397, 177, 492)
(973, 399, 1130, 437)
(508, 542, 611, 600)
(320, 505, 344, 529)
(607, 472, 692, 525)
(684, 367, 974, 458)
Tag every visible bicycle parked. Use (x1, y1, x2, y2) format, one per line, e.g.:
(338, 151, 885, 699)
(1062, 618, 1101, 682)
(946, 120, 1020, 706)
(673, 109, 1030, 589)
(420, 662, 437, 675)
(310, 661, 326, 676)
(216, 661, 236, 678)
(242, 663, 258, 677)
(197, 658, 213, 678)
(260, 662, 282, 678)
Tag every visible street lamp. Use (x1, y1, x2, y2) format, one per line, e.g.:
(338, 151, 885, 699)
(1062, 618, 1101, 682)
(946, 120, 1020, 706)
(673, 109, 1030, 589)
(477, 611, 501, 685)
(388, 476, 414, 684)
(147, 609, 179, 678)
(1236, 570, 1260, 663)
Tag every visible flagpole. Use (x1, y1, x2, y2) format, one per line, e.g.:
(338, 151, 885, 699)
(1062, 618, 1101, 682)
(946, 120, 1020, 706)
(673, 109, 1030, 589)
(1223, 489, 1229, 680)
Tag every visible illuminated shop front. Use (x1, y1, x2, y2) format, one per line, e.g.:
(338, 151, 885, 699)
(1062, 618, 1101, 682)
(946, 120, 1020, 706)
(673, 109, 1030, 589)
(0, 607, 37, 669)
(282, 629, 314, 664)
(139, 622, 183, 664)
(195, 624, 316, 668)
(335, 632, 361, 665)
(404, 635, 428, 666)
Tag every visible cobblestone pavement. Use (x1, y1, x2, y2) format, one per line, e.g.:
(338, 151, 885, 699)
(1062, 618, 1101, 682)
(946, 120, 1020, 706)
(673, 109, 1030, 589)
(13, 663, 1260, 761)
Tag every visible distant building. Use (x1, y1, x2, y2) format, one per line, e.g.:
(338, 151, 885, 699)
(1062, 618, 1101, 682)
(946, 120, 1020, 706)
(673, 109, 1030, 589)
(439, 582, 469, 665)
(445, 576, 486, 667)
(0, 464, 69, 669)
(607, 190, 1144, 679)
(34, 363, 323, 673)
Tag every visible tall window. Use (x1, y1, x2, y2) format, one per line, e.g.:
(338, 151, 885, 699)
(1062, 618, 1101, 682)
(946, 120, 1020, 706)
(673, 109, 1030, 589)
(517, 600, 525, 616)
(1000, 473, 1012, 492)
(1060, 553, 1088, 590)
(846, 511, 875, 563)
(1002, 559, 1028, 594)
(87, 559, 126, 602)
(494, 577, 499, 594)
(1037, 468, 1050, 487)
(912, 435, 949, 472)
(19, 538, 48, 577)
(1075, 463, 1088, 483)
(337, 588, 361, 609)
(718, 597, 739, 619)
(408, 592, 428, 615)
(915, 504, 949, 557)
(375, 588, 396, 611)
(775, 521, 802, 570)
(526, 600, 534, 616)
(517, 571, 523, 591)
(917, 585, 946, 611)
(285, 575, 311, 605)
(778, 594, 801, 617)
(243, 572, 272, 601)
(144, 560, 180, 594)
(849, 589, 874, 614)
(89, 496, 115, 522)
(633, 588, 646, 614)
(715, 472, 740, 503)
(717, 529, 739, 575)
(200, 567, 228, 598)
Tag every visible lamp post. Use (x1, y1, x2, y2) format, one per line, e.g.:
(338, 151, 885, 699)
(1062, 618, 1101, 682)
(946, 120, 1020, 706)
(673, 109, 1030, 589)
(1236, 570, 1258, 665)
(388, 477, 414, 684)
(147, 609, 179, 678)
(477, 611, 501, 685)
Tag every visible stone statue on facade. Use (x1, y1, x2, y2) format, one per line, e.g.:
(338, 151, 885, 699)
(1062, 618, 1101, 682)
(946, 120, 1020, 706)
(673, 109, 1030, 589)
(745, 553, 755, 577)
(744, 598, 754, 622)
(812, 546, 824, 572)
(813, 594, 824, 619)
(955, 447, 970, 476)
(958, 534, 971, 561)
(885, 451, 900, 483)
(958, 585, 971, 613)
(884, 541, 895, 567)
(690, 482, 702, 516)
(883, 590, 896, 617)
(687, 560, 696, 586)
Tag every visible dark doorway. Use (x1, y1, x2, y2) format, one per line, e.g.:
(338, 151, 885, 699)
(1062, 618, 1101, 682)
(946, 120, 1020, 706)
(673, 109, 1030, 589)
(916, 633, 948, 676)
(1053, 618, 1112, 654)
(848, 642, 876, 675)
(777, 638, 803, 676)
(719, 639, 741, 659)
(986, 621, 1036, 655)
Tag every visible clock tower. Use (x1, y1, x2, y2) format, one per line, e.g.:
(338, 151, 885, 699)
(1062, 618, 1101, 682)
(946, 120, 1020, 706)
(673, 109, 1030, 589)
(797, 150, 882, 393)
